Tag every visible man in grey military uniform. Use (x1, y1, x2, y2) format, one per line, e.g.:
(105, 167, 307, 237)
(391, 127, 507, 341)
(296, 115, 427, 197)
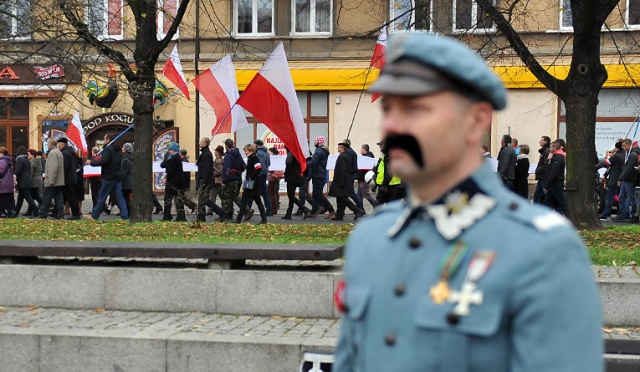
(334, 34, 603, 371)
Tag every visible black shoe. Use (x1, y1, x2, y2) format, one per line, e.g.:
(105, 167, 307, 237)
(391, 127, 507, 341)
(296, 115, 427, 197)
(103, 208, 111, 215)
(614, 216, 629, 221)
(266, 213, 274, 217)
(9, 211, 18, 218)
(66, 216, 81, 220)
(627, 216, 639, 223)
(244, 209, 255, 221)
(330, 215, 344, 221)
(599, 214, 609, 221)
(354, 210, 366, 220)
(281, 215, 292, 220)
(153, 208, 163, 214)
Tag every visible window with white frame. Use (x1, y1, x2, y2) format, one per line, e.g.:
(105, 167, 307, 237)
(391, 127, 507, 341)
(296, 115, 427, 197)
(0, 0, 31, 39)
(293, 0, 331, 34)
(158, 0, 179, 39)
(560, 0, 572, 29)
(86, 0, 123, 40)
(236, 0, 274, 35)
(627, 0, 640, 27)
(453, 0, 494, 31)
(390, 0, 432, 32)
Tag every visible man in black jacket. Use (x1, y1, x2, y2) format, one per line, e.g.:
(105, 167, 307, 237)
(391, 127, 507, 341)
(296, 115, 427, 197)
(598, 141, 624, 220)
(84, 134, 128, 221)
(543, 140, 566, 214)
(196, 137, 224, 222)
(497, 134, 516, 190)
(533, 136, 551, 204)
(342, 139, 365, 214)
(57, 137, 82, 220)
(161, 142, 186, 222)
(616, 139, 638, 221)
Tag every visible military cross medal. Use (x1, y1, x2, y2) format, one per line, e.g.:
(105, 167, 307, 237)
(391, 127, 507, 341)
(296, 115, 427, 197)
(430, 241, 468, 305)
(447, 250, 496, 316)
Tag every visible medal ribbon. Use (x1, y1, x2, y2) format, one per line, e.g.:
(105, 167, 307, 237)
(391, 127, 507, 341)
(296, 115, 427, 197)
(437, 240, 469, 281)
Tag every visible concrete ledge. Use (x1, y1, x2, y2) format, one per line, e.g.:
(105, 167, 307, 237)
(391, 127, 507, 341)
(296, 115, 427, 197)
(598, 279, 640, 326)
(0, 265, 340, 318)
(0, 328, 332, 372)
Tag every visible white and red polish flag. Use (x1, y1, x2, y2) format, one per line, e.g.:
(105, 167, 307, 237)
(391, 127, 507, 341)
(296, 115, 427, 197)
(370, 26, 387, 103)
(66, 111, 88, 156)
(162, 45, 191, 99)
(192, 55, 248, 136)
(236, 42, 310, 172)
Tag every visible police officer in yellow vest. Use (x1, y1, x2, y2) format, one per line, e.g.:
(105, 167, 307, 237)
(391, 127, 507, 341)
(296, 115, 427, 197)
(334, 33, 603, 371)
(373, 139, 405, 204)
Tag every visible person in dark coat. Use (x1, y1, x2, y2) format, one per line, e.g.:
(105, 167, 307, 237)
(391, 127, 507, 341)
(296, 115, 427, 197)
(514, 144, 531, 199)
(196, 137, 224, 222)
(84, 133, 128, 221)
(342, 139, 365, 212)
(12, 146, 38, 217)
(616, 138, 638, 221)
(57, 137, 82, 220)
(497, 134, 516, 190)
(357, 144, 379, 208)
(328, 143, 365, 221)
(533, 136, 551, 203)
(543, 140, 567, 214)
(27, 149, 43, 215)
(121, 143, 134, 215)
(235, 144, 267, 224)
(598, 141, 624, 219)
(305, 135, 335, 219)
(160, 142, 186, 222)
(282, 146, 310, 219)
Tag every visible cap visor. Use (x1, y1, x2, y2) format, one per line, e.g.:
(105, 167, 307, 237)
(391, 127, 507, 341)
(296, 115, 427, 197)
(369, 75, 446, 96)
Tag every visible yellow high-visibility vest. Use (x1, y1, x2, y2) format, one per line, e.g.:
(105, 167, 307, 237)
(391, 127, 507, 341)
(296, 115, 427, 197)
(375, 155, 401, 186)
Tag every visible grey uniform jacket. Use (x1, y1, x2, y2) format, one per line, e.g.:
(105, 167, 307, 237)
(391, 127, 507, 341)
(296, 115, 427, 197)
(334, 163, 603, 372)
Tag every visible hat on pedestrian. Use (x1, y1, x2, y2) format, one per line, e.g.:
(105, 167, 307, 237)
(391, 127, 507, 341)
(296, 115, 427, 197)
(315, 135, 325, 145)
(369, 33, 507, 110)
(376, 140, 384, 145)
(254, 139, 264, 146)
(168, 142, 180, 152)
(342, 139, 351, 148)
(123, 143, 133, 153)
(57, 137, 68, 144)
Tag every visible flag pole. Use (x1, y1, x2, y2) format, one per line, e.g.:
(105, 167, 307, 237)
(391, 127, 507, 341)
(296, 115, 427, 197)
(346, 67, 374, 139)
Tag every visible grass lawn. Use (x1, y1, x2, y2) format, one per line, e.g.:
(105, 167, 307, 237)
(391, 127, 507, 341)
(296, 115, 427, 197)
(0, 220, 638, 266)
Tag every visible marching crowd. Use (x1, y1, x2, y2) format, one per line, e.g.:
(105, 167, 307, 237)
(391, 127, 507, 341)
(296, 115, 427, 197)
(0, 133, 407, 223)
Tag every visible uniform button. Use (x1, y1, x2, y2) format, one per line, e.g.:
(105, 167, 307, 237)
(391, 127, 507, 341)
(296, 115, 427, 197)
(394, 284, 406, 296)
(509, 202, 519, 210)
(384, 333, 397, 346)
(408, 238, 421, 249)
(447, 313, 460, 325)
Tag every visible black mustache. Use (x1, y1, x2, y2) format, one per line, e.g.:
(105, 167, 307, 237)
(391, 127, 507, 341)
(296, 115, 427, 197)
(384, 135, 424, 168)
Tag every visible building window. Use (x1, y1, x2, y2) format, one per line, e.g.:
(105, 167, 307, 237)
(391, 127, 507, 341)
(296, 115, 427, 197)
(559, 0, 572, 29)
(235, 0, 274, 36)
(627, 0, 640, 27)
(158, 0, 179, 39)
(0, 0, 31, 40)
(453, 0, 494, 32)
(86, 0, 123, 40)
(293, 0, 331, 35)
(390, 0, 432, 32)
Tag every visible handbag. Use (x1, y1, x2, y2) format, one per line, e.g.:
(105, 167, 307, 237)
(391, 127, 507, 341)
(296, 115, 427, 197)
(243, 179, 255, 190)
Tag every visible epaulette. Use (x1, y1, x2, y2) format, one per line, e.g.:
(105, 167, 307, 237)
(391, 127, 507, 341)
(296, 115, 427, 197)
(501, 197, 570, 233)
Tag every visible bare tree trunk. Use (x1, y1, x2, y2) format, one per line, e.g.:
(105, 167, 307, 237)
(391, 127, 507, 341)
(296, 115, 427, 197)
(129, 71, 156, 222)
(563, 93, 601, 229)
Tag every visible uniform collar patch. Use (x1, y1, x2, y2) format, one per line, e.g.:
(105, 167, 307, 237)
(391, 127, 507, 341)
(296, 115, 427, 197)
(388, 178, 496, 240)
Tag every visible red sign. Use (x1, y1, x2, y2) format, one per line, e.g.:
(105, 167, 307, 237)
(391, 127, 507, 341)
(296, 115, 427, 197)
(0, 66, 19, 80)
(34, 65, 65, 80)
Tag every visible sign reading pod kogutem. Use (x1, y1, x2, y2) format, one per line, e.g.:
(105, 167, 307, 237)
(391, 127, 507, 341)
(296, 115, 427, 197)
(83, 113, 135, 134)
